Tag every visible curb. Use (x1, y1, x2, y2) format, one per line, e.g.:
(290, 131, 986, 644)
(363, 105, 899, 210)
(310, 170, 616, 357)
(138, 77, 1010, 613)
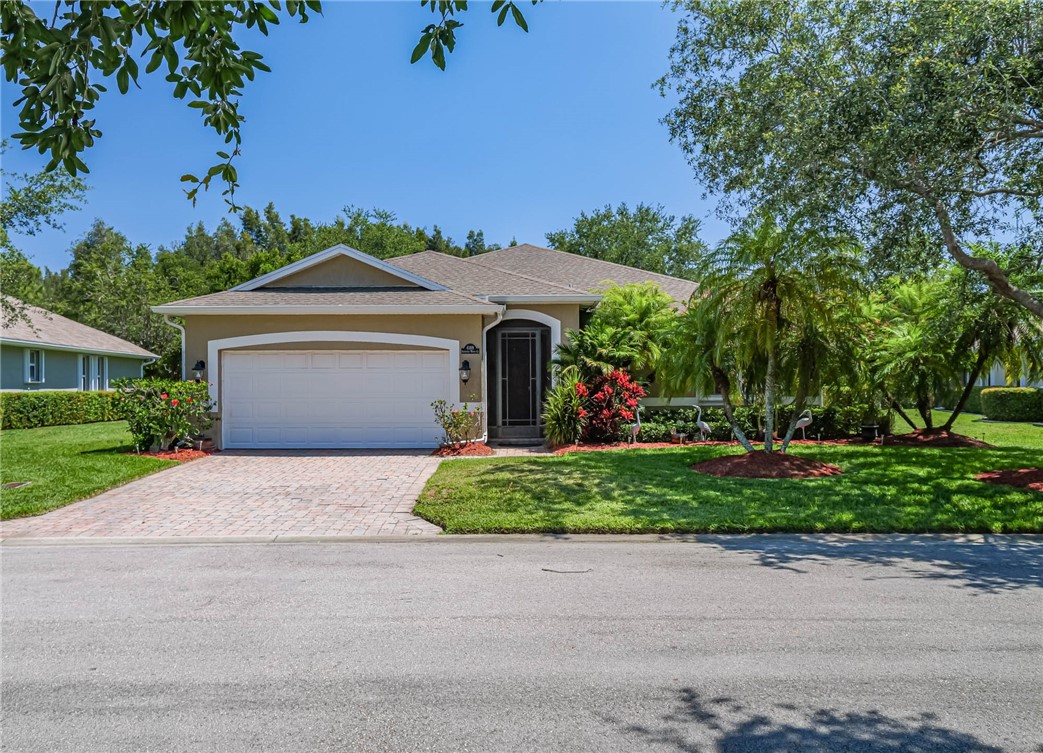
(2, 533, 1039, 547)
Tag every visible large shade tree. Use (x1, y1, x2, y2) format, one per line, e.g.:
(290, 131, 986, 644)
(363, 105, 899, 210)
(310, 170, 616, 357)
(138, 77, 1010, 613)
(1, 0, 537, 206)
(659, 0, 1043, 318)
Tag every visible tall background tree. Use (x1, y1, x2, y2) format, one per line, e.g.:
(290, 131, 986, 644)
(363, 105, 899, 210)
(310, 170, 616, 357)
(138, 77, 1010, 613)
(659, 0, 1043, 318)
(545, 203, 708, 279)
(0, 144, 86, 323)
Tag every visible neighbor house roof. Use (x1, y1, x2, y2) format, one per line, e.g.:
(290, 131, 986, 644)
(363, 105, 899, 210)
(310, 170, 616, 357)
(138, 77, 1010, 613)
(153, 287, 501, 316)
(1, 298, 157, 359)
(467, 244, 699, 303)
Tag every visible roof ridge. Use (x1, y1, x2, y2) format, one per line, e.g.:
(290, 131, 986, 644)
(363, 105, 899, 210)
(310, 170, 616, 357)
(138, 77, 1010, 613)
(390, 250, 584, 295)
(473, 244, 697, 287)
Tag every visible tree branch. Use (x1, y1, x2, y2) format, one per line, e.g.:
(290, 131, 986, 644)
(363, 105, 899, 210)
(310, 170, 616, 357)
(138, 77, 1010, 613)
(932, 199, 1043, 319)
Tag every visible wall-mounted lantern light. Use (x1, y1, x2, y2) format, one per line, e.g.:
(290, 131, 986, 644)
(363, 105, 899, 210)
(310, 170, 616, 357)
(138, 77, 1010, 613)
(192, 360, 206, 382)
(459, 360, 471, 384)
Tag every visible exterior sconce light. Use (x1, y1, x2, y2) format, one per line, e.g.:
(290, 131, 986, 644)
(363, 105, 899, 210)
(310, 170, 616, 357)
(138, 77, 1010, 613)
(192, 360, 206, 382)
(459, 360, 471, 384)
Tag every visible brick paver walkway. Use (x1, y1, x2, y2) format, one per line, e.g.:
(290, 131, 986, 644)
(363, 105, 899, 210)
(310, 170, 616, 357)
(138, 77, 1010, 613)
(1, 451, 443, 539)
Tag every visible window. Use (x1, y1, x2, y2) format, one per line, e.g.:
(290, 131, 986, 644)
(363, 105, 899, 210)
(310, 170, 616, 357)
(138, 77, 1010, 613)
(25, 349, 45, 383)
(79, 355, 108, 390)
(94, 356, 108, 390)
(80, 356, 91, 391)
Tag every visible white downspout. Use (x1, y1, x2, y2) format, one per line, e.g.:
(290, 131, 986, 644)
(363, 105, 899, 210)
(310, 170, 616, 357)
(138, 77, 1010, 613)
(162, 315, 186, 380)
(478, 308, 504, 444)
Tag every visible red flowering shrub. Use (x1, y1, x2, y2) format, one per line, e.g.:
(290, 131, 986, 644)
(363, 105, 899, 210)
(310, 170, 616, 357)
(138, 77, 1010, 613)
(580, 369, 646, 443)
(111, 378, 214, 452)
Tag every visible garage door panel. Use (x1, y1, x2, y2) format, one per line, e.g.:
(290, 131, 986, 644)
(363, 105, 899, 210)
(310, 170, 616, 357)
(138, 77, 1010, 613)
(222, 349, 451, 448)
(338, 353, 365, 369)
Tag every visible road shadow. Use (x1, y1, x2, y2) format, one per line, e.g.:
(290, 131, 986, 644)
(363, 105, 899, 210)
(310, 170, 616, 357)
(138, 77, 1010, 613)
(614, 689, 1006, 752)
(698, 534, 1043, 593)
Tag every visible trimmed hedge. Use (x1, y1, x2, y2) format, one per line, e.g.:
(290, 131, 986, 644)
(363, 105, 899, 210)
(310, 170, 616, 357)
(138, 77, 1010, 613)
(979, 387, 1043, 422)
(639, 403, 890, 443)
(0, 390, 119, 430)
(939, 385, 985, 414)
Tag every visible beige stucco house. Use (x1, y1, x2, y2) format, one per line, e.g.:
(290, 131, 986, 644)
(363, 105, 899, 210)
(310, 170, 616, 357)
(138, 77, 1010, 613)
(153, 244, 697, 449)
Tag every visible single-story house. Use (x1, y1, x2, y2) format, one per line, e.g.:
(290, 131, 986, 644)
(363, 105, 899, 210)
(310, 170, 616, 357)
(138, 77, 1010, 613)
(1, 299, 157, 391)
(153, 243, 697, 450)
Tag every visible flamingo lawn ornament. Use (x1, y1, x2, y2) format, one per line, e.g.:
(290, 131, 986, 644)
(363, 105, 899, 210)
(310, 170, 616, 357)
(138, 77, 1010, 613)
(627, 406, 642, 445)
(795, 409, 813, 440)
(695, 406, 712, 442)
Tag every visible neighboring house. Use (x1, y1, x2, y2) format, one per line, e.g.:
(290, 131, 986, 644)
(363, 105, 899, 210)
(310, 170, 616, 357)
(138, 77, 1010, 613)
(1, 299, 157, 391)
(153, 243, 697, 449)
(976, 361, 1043, 390)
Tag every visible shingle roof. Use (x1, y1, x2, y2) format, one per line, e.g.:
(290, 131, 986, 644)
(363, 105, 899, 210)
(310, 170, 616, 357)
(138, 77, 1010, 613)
(1, 299, 157, 358)
(388, 251, 588, 297)
(467, 244, 699, 303)
(154, 287, 499, 311)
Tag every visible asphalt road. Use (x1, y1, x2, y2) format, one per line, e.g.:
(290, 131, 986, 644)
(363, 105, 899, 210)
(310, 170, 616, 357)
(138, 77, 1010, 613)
(2, 535, 1041, 752)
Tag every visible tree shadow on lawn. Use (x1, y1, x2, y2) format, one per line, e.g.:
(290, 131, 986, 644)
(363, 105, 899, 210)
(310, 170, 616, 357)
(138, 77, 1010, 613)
(610, 688, 1005, 753)
(447, 445, 1043, 534)
(433, 446, 1043, 591)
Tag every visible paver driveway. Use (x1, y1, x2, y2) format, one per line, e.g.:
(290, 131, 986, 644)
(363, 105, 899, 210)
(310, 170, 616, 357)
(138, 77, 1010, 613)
(0, 451, 443, 539)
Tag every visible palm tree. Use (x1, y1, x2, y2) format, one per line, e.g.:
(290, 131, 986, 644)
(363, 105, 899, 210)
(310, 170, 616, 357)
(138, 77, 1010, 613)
(551, 321, 639, 382)
(659, 298, 757, 452)
(695, 215, 863, 452)
(942, 259, 1043, 431)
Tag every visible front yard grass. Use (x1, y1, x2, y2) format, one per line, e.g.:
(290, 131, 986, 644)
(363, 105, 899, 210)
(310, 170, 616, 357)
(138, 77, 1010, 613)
(417, 411, 1043, 534)
(895, 409, 1043, 450)
(1, 421, 177, 520)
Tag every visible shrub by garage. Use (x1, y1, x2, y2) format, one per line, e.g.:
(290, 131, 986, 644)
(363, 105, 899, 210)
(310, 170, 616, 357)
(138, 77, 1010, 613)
(980, 387, 1043, 422)
(111, 378, 214, 452)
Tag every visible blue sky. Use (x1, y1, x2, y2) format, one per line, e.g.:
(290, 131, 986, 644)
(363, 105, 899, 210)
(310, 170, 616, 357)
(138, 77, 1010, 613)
(2, 1, 724, 271)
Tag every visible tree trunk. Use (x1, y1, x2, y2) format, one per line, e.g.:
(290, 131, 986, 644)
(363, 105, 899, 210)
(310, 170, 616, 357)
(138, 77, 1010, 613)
(887, 396, 919, 431)
(942, 350, 988, 431)
(932, 198, 1043, 320)
(763, 347, 777, 452)
(713, 367, 756, 453)
(780, 371, 810, 453)
(916, 392, 934, 430)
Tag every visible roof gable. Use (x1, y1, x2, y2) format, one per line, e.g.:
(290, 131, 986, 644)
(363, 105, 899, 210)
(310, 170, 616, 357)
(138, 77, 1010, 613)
(231, 245, 446, 292)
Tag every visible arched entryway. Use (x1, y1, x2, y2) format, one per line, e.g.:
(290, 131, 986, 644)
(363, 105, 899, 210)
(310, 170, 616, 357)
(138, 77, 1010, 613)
(486, 317, 553, 441)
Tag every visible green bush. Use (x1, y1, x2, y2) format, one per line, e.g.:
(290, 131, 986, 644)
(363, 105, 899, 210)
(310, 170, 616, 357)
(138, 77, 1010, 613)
(431, 400, 482, 446)
(111, 378, 214, 451)
(542, 371, 587, 447)
(641, 401, 890, 442)
(979, 387, 1043, 422)
(938, 384, 985, 414)
(0, 390, 119, 430)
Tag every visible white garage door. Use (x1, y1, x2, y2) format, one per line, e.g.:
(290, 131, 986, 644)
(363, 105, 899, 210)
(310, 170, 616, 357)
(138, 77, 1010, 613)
(222, 350, 450, 449)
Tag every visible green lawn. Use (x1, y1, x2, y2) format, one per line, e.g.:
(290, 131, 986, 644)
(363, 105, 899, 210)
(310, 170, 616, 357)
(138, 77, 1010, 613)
(1, 421, 177, 520)
(417, 411, 1043, 534)
(894, 409, 1043, 450)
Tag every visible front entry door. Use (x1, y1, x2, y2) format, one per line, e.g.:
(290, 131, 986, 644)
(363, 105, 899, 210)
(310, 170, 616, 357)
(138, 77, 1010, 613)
(496, 328, 543, 439)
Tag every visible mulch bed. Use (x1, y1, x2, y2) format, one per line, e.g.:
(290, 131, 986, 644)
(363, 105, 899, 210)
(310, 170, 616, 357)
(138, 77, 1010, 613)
(128, 438, 217, 462)
(691, 452, 843, 479)
(884, 429, 993, 448)
(131, 448, 213, 462)
(432, 442, 495, 457)
(976, 468, 1043, 493)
